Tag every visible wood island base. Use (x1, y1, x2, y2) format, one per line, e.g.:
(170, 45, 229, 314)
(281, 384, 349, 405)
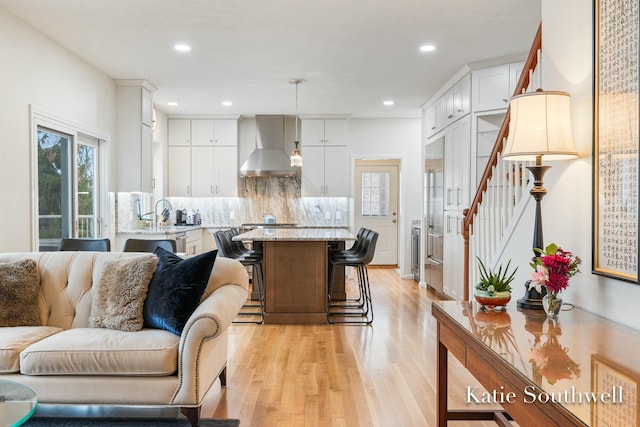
(234, 228, 354, 325)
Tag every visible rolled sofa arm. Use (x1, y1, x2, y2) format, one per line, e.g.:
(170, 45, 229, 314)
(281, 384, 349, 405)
(171, 257, 249, 405)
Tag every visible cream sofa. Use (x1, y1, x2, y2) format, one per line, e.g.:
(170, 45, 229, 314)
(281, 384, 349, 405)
(0, 251, 249, 426)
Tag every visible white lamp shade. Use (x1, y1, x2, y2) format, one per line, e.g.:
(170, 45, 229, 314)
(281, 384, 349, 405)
(502, 91, 579, 161)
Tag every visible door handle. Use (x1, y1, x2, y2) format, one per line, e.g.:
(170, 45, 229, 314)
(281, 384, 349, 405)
(392, 218, 397, 223)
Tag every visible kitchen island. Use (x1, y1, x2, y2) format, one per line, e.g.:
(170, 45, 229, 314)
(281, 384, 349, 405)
(234, 228, 356, 324)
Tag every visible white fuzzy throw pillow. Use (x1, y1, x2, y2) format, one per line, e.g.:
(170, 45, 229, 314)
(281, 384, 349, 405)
(0, 259, 41, 327)
(89, 256, 158, 332)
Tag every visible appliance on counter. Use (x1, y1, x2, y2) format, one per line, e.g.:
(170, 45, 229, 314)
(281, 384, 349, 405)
(424, 138, 444, 293)
(175, 209, 188, 225)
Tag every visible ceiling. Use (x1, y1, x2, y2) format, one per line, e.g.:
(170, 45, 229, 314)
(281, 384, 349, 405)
(0, 0, 541, 118)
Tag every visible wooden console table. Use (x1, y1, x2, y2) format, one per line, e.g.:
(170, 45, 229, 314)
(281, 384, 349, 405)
(432, 300, 640, 426)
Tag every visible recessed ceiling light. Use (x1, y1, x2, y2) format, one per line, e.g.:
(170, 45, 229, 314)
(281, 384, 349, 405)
(419, 44, 436, 52)
(167, 102, 178, 106)
(174, 44, 191, 52)
(383, 100, 395, 106)
(221, 101, 233, 107)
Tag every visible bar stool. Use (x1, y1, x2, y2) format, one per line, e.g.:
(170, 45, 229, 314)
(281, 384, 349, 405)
(329, 228, 370, 308)
(327, 228, 378, 324)
(214, 229, 264, 324)
(329, 227, 367, 259)
(58, 238, 111, 252)
(122, 238, 176, 253)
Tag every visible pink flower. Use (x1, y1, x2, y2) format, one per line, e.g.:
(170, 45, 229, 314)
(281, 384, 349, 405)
(530, 265, 549, 293)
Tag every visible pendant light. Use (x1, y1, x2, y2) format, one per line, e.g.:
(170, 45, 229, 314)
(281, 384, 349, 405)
(289, 79, 304, 167)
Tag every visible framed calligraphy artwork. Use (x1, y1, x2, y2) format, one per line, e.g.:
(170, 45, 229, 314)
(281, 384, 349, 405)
(593, 0, 639, 282)
(591, 355, 640, 427)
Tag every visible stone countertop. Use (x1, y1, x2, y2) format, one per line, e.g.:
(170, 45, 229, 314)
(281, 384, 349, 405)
(233, 228, 355, 242)
(117, 225, 206, 235)
(119, 224, 352, 235)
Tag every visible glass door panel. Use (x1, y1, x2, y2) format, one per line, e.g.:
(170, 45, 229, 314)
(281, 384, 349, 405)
(76, 136, 98, 238)
(37, 128, 72, 251)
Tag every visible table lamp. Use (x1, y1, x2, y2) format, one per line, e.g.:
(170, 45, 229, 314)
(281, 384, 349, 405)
(502, 90, 579, 310)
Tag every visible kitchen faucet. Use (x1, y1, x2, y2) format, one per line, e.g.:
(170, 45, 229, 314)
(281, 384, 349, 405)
(154, 198, 173, 228)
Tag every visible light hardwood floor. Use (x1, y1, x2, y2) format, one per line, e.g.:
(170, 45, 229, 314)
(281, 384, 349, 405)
(202, 267, 502, 426)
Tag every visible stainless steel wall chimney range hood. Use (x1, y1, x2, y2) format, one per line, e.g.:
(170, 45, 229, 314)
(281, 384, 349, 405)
(240, 115, 298, 177)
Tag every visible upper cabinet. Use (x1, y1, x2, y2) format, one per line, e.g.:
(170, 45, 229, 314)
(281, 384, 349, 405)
(471, 61, 524, 112)
(167, 118, 239, 197)
(301, 119, 348, 146)
(168, 119, 191, 146)
(300, 118, 349, 197)
(168, 119, 238, 146)
(424, 74, 471, 137)
(191, 119, 238, 146)
(115, 80, 156, 193)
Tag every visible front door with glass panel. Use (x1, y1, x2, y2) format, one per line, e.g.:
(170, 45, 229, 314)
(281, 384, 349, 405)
(354, 161, 399, 265)
(37, 127, 101, 251)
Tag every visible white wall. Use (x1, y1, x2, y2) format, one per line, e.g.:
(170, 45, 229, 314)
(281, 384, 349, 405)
(0, 9, 116, 251)
(347, 118, 422, 278)
(496, 0, 640, 331)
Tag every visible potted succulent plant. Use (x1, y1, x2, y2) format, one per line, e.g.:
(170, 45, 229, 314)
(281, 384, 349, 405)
(474, 258, 518, 310)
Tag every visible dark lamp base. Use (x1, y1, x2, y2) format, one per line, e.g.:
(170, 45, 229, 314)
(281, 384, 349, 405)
(517, 298, 544, 310)
(515, 280, 546, 311)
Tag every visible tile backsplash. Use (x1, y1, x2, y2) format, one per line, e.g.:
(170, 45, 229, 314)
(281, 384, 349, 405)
(115, 177, 350, 230)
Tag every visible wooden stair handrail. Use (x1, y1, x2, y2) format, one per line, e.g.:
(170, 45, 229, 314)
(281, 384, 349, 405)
(461, 23, 542, 301)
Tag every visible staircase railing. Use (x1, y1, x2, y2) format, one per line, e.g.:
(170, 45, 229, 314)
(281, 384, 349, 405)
(461, 23, 542, 300)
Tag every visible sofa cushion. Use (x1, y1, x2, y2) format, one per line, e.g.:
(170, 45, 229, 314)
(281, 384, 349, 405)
(89, 255, 158, 332)
(20, 328, 179, 376)
(0, 259, 41, 327)
(143, 248, 217, 335)
(0, 326, 63, 373)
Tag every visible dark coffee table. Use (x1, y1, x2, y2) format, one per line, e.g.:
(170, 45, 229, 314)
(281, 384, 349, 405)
(0, 379, 37, 426)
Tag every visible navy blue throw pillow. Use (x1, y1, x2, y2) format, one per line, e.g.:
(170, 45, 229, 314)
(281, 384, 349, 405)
(143, 247, 217, 335)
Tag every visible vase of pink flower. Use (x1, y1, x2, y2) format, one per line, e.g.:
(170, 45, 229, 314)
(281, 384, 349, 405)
(529, 243, 581, 317)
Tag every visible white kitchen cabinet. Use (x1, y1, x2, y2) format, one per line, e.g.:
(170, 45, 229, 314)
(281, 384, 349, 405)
(168, 119, 191, 146)
(435, 97, 447, 132)
(168, 146, 191, 196)
(471, 61, 524, 112)
(115, 81, 156, 193)
(301, 119, 348, 146)
(185, 229, 203, 255)
(213, 145, 238, 196)
(301, 118, 349, 197)
(140, 125, 153, 194)
(444, 116, 471, 210)
(424, 105, 437, 137)
(424, 74, 470, 137)
(142, 88, 154, 128)
(454, 74, 471, 120)
(443, 211, 464, 300)
(301, 145, 349, 197)
(191, 146, 216, 196)
(168, 145, 238, 197)
(191, 119, 238, 146)
(445, 74, 471, 127)
(167, 117, 239, 197)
